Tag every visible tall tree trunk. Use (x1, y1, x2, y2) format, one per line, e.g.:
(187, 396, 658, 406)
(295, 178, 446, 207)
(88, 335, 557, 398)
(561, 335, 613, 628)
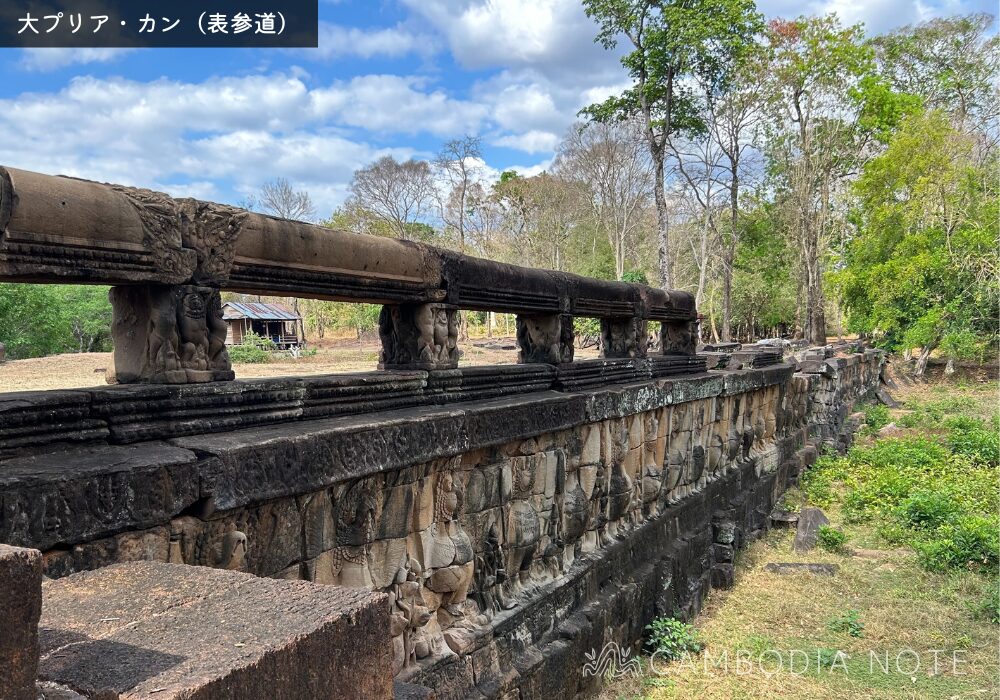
(721, 247, 733, 342)
(914, 344, 934, 376)
(695, 216, 710, 307)
(653, 155, 672, 289)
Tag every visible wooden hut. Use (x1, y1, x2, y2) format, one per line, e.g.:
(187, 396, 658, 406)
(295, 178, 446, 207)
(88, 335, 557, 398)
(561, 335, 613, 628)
(222, 302, 302, 348)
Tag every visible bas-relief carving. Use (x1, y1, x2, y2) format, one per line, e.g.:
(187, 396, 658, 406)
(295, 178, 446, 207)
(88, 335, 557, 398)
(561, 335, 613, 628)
(178, 199, 248, 285)
(150, 382, 797, 679)
(516, 314, 574, 364)
(379, 303, 459, 370)
(111, 185, 194, 281)
(660, 320, 697, 356)
(111, 186, 248, 286)
(108, 285, 234, 384)
(600, 317, 648, 359)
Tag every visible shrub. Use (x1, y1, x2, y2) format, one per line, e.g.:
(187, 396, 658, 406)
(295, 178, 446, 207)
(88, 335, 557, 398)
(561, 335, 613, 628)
(914, 515, 999, 573)
(228, 332, 274, 364)
(898, 489, 961, 531)
(827, 609, 865, 638)
(817, 525, 848, 553)
(862, 404, 891, 434)
(944, 416, 999, 465)
(645, 617, 703, 660)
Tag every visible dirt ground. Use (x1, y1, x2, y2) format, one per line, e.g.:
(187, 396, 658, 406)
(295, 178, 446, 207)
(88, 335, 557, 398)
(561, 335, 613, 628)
(0, 338, 602, 394)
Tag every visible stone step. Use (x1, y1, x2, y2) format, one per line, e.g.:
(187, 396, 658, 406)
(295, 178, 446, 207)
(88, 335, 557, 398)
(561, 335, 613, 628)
(39, 561, 391, 699)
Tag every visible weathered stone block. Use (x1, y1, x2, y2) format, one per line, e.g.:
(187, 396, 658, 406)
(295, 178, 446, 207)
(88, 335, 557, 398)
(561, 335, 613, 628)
(0, 544, 42, 700)
(39, 562, 392, 699)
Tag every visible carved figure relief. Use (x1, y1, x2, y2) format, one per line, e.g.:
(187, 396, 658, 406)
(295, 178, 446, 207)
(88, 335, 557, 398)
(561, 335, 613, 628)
(389, 558, 433, 673)
(600, 317, 648, 359)
(379, 303, 460, 370)
(424, 472, 474, 616)
(108, 284, 234, 384)
(660, 320, 696, 356)
(178, 198, 247, 285)
(516, 314, 574, 364)
(504, 457, 541, 590)
(111, 186, 194, 282)
(323, 479, 379, 588)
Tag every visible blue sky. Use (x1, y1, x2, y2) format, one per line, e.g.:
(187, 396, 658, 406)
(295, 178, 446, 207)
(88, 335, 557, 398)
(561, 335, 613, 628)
(0, 0, 992, 216)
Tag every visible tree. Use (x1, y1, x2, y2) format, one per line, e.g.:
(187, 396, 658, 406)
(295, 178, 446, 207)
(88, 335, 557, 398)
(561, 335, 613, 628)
(764, 16, 873, 344)
(581, 0, 764, 289)
(0, 284, 113, 359)
(556, 121, 653, 280)
(873, 14, 1000, 130)
(704, 47, 769, 340)
(251, 178, 317, 336)
(258, 178, 316, 221)
(436, 136, 483, 253)
(839, 109, 998, 373)
(347, 156, 435, 241)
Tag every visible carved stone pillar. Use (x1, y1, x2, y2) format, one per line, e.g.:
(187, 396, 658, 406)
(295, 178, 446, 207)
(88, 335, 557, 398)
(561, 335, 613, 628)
(660, 320, 697, 356)
(108, 284, 234, 384)
(516, 313, 574, 364)
(600, 317, 648, 359)
(379, 303, 459, 370)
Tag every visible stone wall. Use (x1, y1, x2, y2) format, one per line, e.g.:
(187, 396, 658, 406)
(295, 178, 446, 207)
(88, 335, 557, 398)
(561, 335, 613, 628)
(0, 348, 883, 700)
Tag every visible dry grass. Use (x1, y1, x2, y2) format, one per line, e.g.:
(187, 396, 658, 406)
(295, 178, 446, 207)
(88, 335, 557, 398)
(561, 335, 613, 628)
(0, 338, 601, 394)
(600, 379, 999, 700)
(600, 524, 998, 700)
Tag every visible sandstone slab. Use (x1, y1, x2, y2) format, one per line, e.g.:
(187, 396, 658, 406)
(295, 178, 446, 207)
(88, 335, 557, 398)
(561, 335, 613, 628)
(0, 544, 42, 700)
(39, 561, 391, 700)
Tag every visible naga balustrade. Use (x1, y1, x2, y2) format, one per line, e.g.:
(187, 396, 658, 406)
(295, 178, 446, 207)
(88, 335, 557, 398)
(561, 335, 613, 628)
(0, 165, 702, 385)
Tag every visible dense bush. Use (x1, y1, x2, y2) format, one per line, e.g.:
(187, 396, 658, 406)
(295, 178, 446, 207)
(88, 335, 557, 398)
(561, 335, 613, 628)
(645, 618, 703, 660)
(817, 525, 848, 553)
(802, 405, 998, 574)
(228, 332, 274, 364)
(0, 283, 113, 358)
(861, 403, 891, 434)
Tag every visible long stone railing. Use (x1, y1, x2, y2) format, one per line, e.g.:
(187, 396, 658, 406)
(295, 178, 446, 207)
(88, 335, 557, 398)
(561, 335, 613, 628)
(0, 165, 886, 700)
(0, 166, 699, 385)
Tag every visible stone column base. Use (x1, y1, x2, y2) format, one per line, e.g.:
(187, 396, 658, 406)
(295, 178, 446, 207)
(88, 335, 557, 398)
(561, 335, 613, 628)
(108, 284, 234, 384)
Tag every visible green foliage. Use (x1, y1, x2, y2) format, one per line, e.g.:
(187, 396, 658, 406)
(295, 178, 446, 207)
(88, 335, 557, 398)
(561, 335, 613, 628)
(817, 525, 848, 553)
(872, 14, 999, 123)
(840, 109, 999, 358)
(861, 404, 890, 434)
(582, 0, 764, 135)
(228, 332, 273, 364)
(644, 617, 703, 660)
(621, 269, 648, 284)
(913, 515, 999, 573)
(898, 489, 962, 531)
(801, 454, 843, 507)
(730, 205, 797, 336)
(803, 404, 998, 575)
(943, 415, 1000, 465)
(574, 317, 602, 344)
(971, 580, 1000, 624)
(0, 283, 113, 359)
(827, 609, 865, 637)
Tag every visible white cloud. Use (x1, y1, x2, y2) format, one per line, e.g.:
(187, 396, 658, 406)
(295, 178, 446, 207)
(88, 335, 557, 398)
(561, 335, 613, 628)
(312, 75, 488, 135)
(401, 0, 621, 84)
(0, 72, 473, 213)
(492, 130, 561, 153)
(19, 48, 136, 72)
(304, 22, 435, 60)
